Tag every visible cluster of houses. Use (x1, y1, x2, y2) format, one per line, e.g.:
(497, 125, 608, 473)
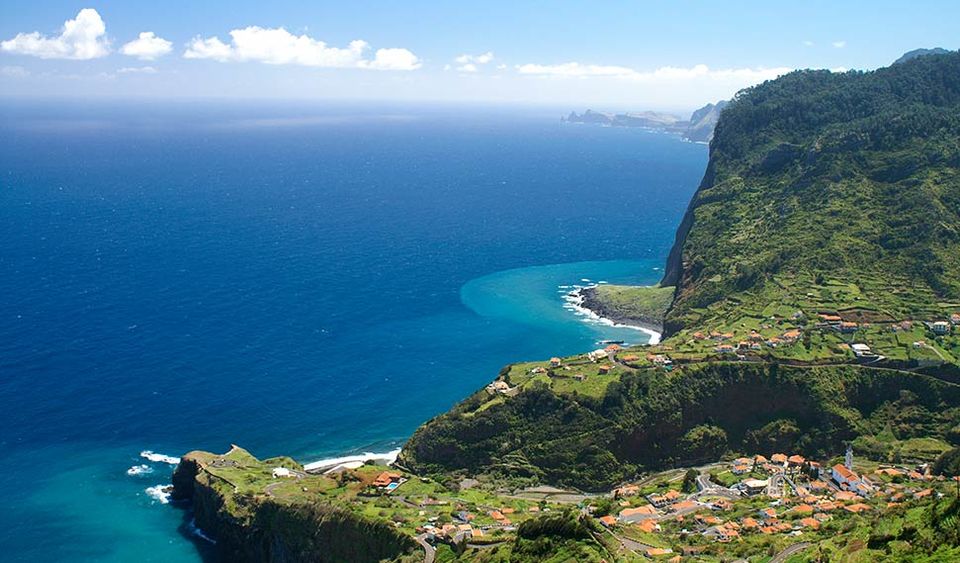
(418, 505, 541, 545)
(597, 446, 947, 548)
(693, 328, 803, 355)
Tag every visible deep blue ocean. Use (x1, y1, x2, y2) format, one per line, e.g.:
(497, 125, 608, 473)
(0, 100, 706, 561)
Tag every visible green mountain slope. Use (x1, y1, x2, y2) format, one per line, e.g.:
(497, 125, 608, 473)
(400, 53, 960, 490)
(661, 54, 960, 335)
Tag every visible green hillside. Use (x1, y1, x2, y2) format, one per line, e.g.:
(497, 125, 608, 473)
(661, 53, 960, 335)
(401, 53, 960, 490)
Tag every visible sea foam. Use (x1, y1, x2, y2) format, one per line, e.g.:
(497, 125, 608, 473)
(140, 451, 181, 465)
(145, 485, 172, 504)
(126, 464, 154, 476)
(302, 447, 402, 472)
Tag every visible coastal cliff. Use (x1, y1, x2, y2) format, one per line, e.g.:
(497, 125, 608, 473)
(401, 51, 960, 487)
(173, 51, 960, 562)
(171, 447, 420, 563)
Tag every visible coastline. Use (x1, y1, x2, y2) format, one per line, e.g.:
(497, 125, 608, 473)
(562, 284, 663, 345)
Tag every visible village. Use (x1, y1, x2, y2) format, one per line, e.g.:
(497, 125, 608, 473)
(484, 304, 960, 403)
(588, 444, 959, 559)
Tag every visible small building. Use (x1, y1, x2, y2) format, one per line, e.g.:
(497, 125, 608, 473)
(838, 321, 859, 333)
(951, 313, 960, 326)
(932, 321, 951, 335)
(598, 364, 612, 374)
(716, 344, 736, 354)
(741, 478, 769, 496)
(788, 454, 806, 467)
(850, 343, 874, 358)
(619, 505, 657, 523)
(549, 357, 562, 367)
(771, 453, 788, 465)
(272, 467, 294, 478)
(599, 515, 617, 528)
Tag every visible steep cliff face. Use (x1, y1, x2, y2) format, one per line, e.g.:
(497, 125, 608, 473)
(172, 450, 420, 563)
(661, 53, 960, 334)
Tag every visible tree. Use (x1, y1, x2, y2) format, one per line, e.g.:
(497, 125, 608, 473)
(682, 469, 699, 493)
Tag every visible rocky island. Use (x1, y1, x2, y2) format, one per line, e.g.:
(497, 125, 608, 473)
(564, 100, 729, 143)
(174, 51, 960, 562)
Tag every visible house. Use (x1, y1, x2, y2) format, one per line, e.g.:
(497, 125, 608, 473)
(951, 313, 960, 325)
(757, 507, 778, 521)
(788, 454, 806, 467)
(851, 343, 875, 358)
(636, 519, 661, 533)
(932, 321, 951, 335)
(669, 500, 698, 512)
(486, 380, 517, 396)
(771, 453, 788, 465)
(749, 331, 763, 341)
(598, 515, 617, 527)
(742, 478, 769, 496)
(782, 329, 802, 342)
(619, 505, 657, 522)
(843, 503, 872, 514)
(754, 455, 769, 464)
(605, 344, 622, 355)
(914, 340, 926, 349)
(550, 357, 562, 367)
(272, 467, 294, 478)
(732, 464, 750, 475)
(741, 517, 759, 530)
(620, 354, 640, 362)
(693, 331, 707, 340)
(819, 313, 842, 323)
(766, 337, 783, 347)
(838, 321, 859, 333)
(645, 547, 674, 557)
(373, 471, 403, 488)
(716, 344, 736, 354)
(598, 364, 612, 374)
(587, 349, 608, 362)
(798, 517, 821, 530)
(614, 485, 640, 498)
(792, 504, 814, 515)
(832, 464, 873, 496)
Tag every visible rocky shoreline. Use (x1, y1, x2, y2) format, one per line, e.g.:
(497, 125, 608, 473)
(576, 286, 665, 337)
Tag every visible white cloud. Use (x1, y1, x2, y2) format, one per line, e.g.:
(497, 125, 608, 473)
(117, 66, 158, 74)
(121, 32, 172, 61)
(455, 51, 494, 65)
(360, 48, 421, 71)
(184, 26, 420, 70)
(803, 40, 814, 47)
(452, 51, 494, 72)
(515, 62, 791, 85)
(0, 8, 109, 60)
(832, 40, 846, 48)
(0, 65, 30, 78)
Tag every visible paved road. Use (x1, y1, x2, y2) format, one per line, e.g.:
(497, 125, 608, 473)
(692, 473, 742, 500)
(414, 534, 436, 563)
(770, 542, 812, 563)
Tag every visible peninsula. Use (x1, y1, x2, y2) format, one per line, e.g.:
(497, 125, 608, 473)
(173, 51, 960, 562)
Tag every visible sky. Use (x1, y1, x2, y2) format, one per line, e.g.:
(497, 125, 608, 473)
(0, 1, 957, 111)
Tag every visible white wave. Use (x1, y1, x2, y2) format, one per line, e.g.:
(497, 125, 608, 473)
(580, 278, 591, 282)
(187, 519, 217, 545)
(127, 464, 154, 476)
(145, 484, 172, 504)
(302, 447, 402, 472)
(563, 286, 662, 345)
(140, 450, 180, 465)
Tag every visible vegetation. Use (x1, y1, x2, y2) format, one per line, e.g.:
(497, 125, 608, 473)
(580, 284, 674, 329)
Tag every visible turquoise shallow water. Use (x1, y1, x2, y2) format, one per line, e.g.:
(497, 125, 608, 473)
(462, 259, 662, 346)
(0, 101, 706, 561)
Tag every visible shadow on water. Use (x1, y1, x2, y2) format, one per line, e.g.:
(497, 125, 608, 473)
(174, 502, 219, 563)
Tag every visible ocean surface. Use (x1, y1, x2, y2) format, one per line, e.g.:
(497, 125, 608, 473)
(0, 100, 706, 561)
